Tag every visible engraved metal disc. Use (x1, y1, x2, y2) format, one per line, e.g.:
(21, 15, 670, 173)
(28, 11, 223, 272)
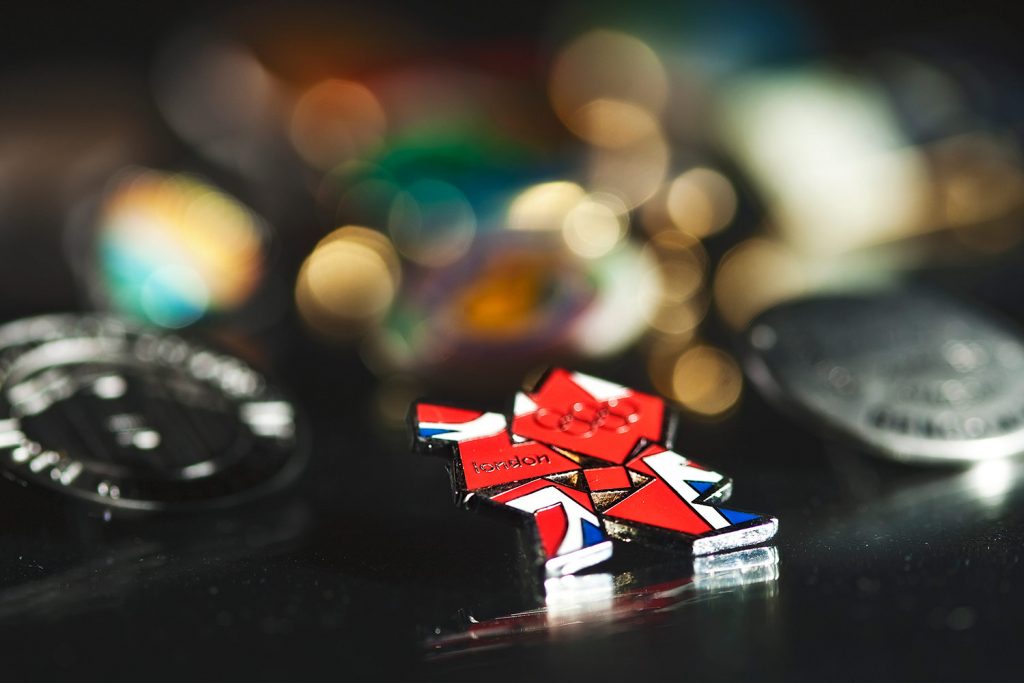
(743, 290, 1024, 464)
(0, 314, 305, 508)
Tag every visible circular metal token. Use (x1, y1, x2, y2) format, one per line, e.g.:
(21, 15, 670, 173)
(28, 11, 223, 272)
(0, 314, 305, 508)
(744, 289, 1024, 464)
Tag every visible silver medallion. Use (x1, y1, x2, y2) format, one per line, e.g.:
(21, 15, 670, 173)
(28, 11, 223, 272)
(0, 314, 305, 508)
(744, 289, 1024, 464)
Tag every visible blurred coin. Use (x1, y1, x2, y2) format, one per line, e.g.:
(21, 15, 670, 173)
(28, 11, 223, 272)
(744, 289, 1024, 464)
(0, 314, 304, 509)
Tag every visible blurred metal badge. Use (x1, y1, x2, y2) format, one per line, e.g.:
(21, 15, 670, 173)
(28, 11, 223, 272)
(0, 314, 304, 509)
(744, 290, 1024, 464)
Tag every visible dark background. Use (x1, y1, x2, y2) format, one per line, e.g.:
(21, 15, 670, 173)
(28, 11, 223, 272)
(3, 0, 1023, 61)
(1, 1, 1024, 680)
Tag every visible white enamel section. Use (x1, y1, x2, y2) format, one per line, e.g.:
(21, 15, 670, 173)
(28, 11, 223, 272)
(419, 412, 507, 442)
(513, 392, 538, 417)
(643, 449, 731, 530)
(504, 485, 601, 557)
(545, 541, 613, 578)
(569, 372, 631, 402)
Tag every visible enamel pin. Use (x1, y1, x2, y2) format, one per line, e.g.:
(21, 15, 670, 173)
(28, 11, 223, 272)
(411, 368, 778, 577)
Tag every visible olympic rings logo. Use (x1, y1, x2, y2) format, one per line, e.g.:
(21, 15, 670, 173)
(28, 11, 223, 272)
(532, 398, 641, 438)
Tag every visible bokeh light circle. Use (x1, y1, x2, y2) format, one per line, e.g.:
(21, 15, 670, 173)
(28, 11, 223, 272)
(295, 226, 401, 339)
(96, 169, 266, 328)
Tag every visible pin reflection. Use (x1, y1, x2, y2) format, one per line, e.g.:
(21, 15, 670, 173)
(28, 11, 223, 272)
(426, 546, 779, 659)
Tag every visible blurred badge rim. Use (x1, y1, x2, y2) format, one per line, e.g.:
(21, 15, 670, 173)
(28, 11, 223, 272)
(742, 289, 1024, 465)
(0, 313, 307, 510)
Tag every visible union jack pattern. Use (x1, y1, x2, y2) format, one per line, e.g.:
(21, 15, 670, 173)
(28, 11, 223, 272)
(412, 368, 777, 577)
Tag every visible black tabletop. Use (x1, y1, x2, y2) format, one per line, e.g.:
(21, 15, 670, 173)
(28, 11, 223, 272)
(0, 321, 1022, 681)
(3, 1, 1024, 680)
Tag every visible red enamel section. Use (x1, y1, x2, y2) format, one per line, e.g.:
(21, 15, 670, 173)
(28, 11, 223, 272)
(584, 466, 632, 492)
(636, 444, 665, 459)
(417, 404, 484, 424)
(533, 504, 569, 558)
(624, 455, 656, 477)
(603, 479, 712, 536)
(510, 369, 665, 464)
(458, 435, 580, 491)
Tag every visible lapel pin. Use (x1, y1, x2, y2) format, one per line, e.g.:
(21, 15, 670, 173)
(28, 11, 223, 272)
(411, 368, 778, 577)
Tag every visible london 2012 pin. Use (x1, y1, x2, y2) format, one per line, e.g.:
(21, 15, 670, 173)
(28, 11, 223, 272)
(411, 368, 778, 577)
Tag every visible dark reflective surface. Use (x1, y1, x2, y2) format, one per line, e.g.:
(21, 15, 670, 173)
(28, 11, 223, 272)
(2, 322, 1024, 679)
(3, 1, 1024, 680)
(426, 546, 781, 660)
